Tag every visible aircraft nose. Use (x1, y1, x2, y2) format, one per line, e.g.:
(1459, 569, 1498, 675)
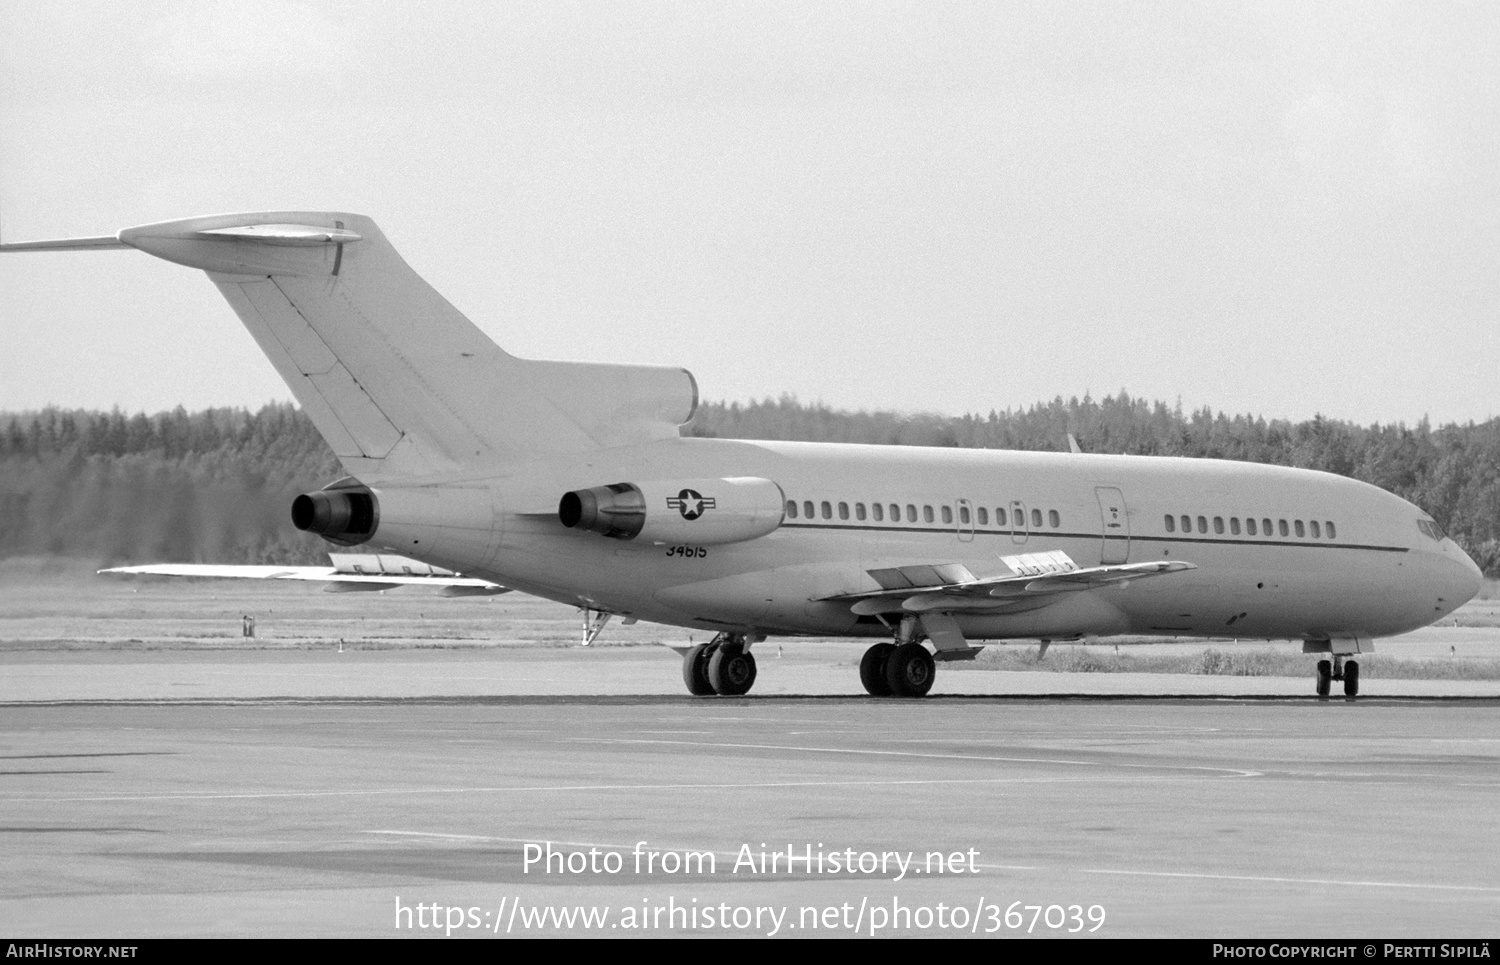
(1443, 540, 1485, 607)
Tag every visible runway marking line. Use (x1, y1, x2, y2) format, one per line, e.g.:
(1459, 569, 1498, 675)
(572, 737, 1264, 778)
(0, 752, 177, 760)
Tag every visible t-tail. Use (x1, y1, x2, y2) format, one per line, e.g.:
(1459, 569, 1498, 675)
(3, 212, 698, 483)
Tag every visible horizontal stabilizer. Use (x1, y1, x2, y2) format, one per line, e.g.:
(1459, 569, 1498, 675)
(0, 235, 129, 251)
(6, 211, 699, 477)
(16, 210, 699, 478)
(197, 224, 363, 246)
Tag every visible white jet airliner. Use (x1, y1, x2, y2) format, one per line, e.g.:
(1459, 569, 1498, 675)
(4, 213, 1483, 698)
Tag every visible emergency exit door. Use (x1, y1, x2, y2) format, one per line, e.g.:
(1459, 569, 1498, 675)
(1095, 487, 1130, 565)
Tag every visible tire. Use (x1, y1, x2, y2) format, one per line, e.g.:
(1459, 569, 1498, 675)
(1315, 659, 1332, 697)
(1343, 659, 1359, 698)
(860, 643, 895, 696)
(682, 644, 715, 696)
(885, 642, 935, 698)
(708, 644, 757, 696)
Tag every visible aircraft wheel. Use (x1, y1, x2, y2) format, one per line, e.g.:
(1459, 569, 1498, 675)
(859, 643, 895, 696)
(1315, 659, 1331, 698)
(708, 643, 757, 696)
(885, 642, 935, 698)
(1343, 659, 1360, 698)
(682, 644, 715, 696)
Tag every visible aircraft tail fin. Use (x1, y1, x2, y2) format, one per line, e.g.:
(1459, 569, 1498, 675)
(13, 213, 696, 480)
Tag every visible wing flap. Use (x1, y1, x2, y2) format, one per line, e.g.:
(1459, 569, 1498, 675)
(99, 556, 508, 594)
(828, 551, 1195, 615)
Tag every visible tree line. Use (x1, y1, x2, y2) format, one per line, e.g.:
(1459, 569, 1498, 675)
(0, 404, 340, 565)
(2, 394, 1497, 573)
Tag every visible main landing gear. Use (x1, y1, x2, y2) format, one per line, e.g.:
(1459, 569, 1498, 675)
(858, 614, 972, 698)
(1314, 655, 1360, 699)
(682, 632, 758, 696)
(859, 639, 936, 698)
(864, 645, 930, 699)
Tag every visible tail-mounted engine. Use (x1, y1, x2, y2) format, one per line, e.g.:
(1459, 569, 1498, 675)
(292, 479, 378, 546)
(559, 477, 784, 546)
(293, 479, 495, 560)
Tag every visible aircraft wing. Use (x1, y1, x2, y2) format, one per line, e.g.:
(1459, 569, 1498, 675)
(826, 550, 1195, 615)
(99, 553, 509, 597)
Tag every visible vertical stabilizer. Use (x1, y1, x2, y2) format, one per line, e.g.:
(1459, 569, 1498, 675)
(109, 212, 696, 480)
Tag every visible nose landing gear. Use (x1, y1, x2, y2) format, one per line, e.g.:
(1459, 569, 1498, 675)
(1306, 638, 1368, 700)
(1315, 655, 1359, 699)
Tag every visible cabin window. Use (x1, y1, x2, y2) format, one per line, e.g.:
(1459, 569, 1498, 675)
(1031, 508, 1043, 528)
(996, 508, 1007, 526)
(821, 501, 832, 520)
(1049, 509, 1060, 528)
(1326, 521, 1336, 539)
(1263, 518, 1273, 535)
(1165, 514, 1176, 533)
(1246, 518, 1256, 536)
(1294, 519, 1305, 538)
(977, 507, 988, 526)
(958, 505, 970, 524)
(907, 504, 918, 522)
(1180, 515, 1191, 533)
(838, 502, 850, 521)
(803, 501, 814, 519)
(873, 503, 884, 521)
(1309, 520, 1320, 538)
(1278, 519, 1289, 537)
(923, 505, 935, 524)
(1230, 517, 1241, 535)
(786, 500, 798, 519)
(1196, 515, 1207, 534)
(890, 504, 901, 522)
(941, 505, 953, 524)
(855, 503, 867, 521)
(1214, 517, 1225, 535)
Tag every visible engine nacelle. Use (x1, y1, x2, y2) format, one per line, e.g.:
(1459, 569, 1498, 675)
(294, 480, 498, 561)
(292, 483, 378, 546)
(559, 477, 785, 545)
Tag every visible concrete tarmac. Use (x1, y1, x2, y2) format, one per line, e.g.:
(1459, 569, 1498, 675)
(5, 564, 1498, 936)
(5, 639, 1500, 702)
(3, 649, 1500, 938)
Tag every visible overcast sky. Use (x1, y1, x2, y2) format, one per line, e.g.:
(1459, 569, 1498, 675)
(2, 1, 1496, 426)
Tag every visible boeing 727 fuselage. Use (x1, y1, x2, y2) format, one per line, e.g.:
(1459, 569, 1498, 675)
(4, 213, 1482, 697)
